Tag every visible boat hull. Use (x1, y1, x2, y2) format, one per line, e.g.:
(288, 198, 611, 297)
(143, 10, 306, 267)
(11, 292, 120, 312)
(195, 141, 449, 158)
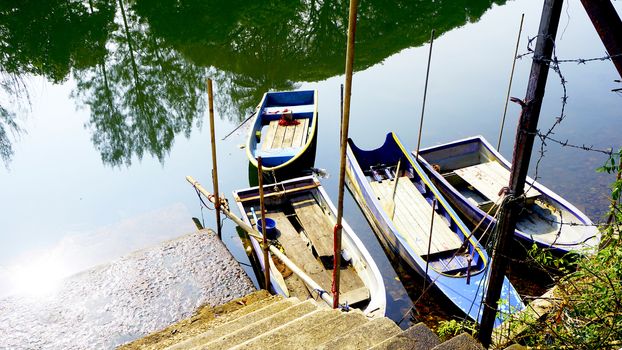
(246, 90, 318, 174)
(417, 136, 600, 254)
(233, 175, 386, 319)
(346, 133, 523, 326)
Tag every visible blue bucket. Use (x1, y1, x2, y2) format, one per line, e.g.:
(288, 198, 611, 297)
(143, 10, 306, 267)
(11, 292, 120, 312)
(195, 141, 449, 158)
(257, 217, 277, 240)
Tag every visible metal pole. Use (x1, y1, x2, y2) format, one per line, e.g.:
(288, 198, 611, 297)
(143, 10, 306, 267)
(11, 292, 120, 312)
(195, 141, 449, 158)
(207, 79, 222, 240)
(257, 156, 270, 291)
(416, 29, 435, 157)
(422, 198, 436, 294)
(333, 0, 359, 309)
(479, 0, 564, 347)
(497, 14, 525, 150)
(580, 0, 622, 79)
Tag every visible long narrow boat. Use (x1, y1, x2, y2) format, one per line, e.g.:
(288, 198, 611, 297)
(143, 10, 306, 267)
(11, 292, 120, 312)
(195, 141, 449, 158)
(346, 132, 523, 326)
(246, 90, 318, 175)
(416, 136, 600, 255)
(233, 175, 386, 318)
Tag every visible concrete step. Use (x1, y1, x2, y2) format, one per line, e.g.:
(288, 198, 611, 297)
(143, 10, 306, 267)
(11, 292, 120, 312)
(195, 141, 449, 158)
(165, 296, 298, 350)
(431, 333, 484, 350)
(317, 316, 402, 350)
(269, 310, 368, 350)
(127, 290, 275, 350)
(232, 308, 343, 350)
(401, 322, 442, 350)
(199, 299, 320, 349)
(368, 322, 455, 350)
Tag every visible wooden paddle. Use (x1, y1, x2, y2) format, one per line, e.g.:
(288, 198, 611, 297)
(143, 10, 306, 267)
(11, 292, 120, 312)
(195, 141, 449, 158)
(221, 110, 257, 141)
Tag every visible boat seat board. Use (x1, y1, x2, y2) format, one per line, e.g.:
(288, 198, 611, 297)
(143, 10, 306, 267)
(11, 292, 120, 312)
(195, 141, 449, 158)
(453, 161, 540, 204)
(340, 285, 370, 305)
(265, 211, 367, 299)
(265, 211, 334, 296)
(261, 118, 310, 151)
(370, 178, 463, 257)
(262, 104, 315, 115)
(429, 254, 476, 275)
(290, 194, 334, 258)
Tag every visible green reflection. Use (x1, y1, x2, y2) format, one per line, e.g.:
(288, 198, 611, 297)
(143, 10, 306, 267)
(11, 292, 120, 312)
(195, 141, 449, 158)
(0, 0, 113, 165)
(72, 0, 207, 166)
(1, 0, 505, 166)
(136, 0, 505, 118)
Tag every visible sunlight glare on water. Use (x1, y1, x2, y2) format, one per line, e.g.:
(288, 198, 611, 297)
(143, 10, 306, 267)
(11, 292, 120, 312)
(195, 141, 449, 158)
(4, 253, 68, 297)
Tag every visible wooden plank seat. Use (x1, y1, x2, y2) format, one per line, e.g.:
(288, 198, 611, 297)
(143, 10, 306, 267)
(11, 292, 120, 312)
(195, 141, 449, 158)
(453, 161, 540, 206)
(370, 177, 463, 257)
(429, 253, 477, 275)
(261, 117, 310, 151)
(262, 104, 315, 115)
(290, 194, 334, 259)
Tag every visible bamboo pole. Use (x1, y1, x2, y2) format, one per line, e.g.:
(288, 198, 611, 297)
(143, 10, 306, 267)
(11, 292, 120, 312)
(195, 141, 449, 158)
(340, 83, 344, 147)
(333, 0, 359, 309)
(497, 14, 525, 150)
(422, 198, 436, 294)
(415, 29, 435, 157)
(207, 79, 222, 240)
(257, 157, 270, 291)
(389, 159, 402, 220)
(185, 176, 334, 307)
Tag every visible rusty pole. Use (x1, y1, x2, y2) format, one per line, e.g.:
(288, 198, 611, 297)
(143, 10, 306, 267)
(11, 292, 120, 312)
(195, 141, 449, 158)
(580, 0, 622, 79)
(478, 0, 564, 347)
(207, 79, 222, 240)
(333, 0, 359, 309)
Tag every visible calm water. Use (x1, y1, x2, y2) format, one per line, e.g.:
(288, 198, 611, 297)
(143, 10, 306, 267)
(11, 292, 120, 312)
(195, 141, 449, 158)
(1, 0, 621, 325)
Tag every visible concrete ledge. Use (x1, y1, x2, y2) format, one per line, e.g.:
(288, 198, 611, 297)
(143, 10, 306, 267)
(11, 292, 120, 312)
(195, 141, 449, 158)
(0, 230, 255, 350)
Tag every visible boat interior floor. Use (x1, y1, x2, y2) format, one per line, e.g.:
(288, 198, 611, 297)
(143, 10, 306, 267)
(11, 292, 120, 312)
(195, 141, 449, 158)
(369, 174, 464, 262)
(248, 195, 369, 306)
(515, 201, 586, 244)
(261, 117, 310, 151)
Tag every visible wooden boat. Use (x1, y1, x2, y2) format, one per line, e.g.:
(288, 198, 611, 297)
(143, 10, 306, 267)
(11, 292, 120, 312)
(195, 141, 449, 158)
(416, 136, 600, 254)
(246, 90, 318, 175)
(232, 175, 386, 318)
(346, 132, 523, 326)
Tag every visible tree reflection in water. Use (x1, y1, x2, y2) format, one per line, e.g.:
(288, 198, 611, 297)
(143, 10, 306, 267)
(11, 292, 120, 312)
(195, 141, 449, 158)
(1, 0, 505, 166)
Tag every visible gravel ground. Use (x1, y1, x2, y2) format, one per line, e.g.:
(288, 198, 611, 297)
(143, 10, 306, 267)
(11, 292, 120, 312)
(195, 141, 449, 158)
(0, 229, 255, 350)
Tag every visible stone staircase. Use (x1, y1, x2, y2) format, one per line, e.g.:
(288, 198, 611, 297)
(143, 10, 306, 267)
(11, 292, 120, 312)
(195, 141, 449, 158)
(120, 290, 520, 350)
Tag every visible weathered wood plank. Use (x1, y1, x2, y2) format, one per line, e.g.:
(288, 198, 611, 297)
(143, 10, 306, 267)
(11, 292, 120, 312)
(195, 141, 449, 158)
(266, 212, 332, 296)
(454, 161, 540, 204)
(265, 211, 366, 298)
(370, 178, 462, 256)
(271, 122, 287, 149)
(281, 124, 296, 148)
(340, 285, 369, 305)
(291, 118, 309, 148)
(290, 194, 334, 258)
(261, 120, 279, 151)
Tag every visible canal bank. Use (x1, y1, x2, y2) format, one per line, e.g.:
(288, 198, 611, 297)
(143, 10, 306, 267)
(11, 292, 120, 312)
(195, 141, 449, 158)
(0, 230, 254, 350)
